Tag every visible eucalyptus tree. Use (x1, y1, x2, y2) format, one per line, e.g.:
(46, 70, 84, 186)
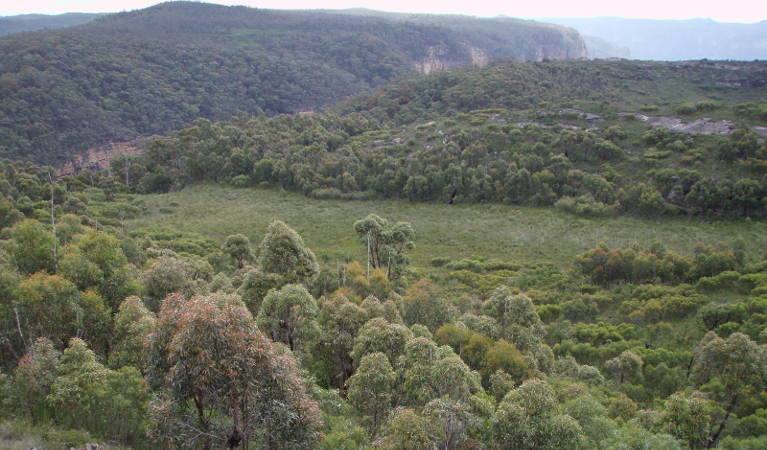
(146, 292, 322, 449)
(691, 331, 767, 448)
(353, 214, 415, 280)
(258, 220, 319, 284)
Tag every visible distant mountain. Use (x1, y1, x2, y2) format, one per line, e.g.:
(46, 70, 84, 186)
(544, 17, 767, 60)
(0, 1, 586, 164)
(581, 35, 630, 59)
(0, 12, 101, 36)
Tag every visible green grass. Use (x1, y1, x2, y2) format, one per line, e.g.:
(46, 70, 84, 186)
(123, 184, 767, 269)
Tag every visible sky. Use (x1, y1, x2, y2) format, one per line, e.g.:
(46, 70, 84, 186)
(2, 0, 766, 23)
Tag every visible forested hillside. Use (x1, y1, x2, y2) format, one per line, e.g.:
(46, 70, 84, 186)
(0, 1, 585, 164)
(111, 59, 767, 219)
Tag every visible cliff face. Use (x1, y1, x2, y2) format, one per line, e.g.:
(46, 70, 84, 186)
(415, 44, 489, 75)
(56, 140, 145, 176)
(413, 26, 586, 74)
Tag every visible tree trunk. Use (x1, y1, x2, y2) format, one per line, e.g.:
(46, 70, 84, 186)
(228, 396, 243, 449)
(706, 394, 738, 448)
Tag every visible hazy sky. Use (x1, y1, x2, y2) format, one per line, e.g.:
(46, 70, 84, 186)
(2, 0, 766, 23)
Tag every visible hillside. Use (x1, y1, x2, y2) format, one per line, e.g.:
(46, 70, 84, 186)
(0, 1, 586, 165)
(545, 17, 767, 60)
(0, 12, 101, 36)
(111, 59, 767, 219)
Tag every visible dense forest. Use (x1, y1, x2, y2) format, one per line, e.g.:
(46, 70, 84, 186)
(0, 1, 585, 165)
(107, 59, 767, 219)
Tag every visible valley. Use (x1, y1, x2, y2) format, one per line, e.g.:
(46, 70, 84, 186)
(1, 2, 767, 449)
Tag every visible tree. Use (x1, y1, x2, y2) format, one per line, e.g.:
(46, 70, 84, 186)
(109, 296, 156, 370)
(5, 219, 56, 275)
(402, 278, 454, 332)
(351, 317, 413, 367)
(314, 294, 369, 389)
(662, 391, 721, 449)
(353, 214, 415, 280)
(492, 378, 583, 449)
(691, 331, 767, 448)
(423, 397, 479, 450)
(140, 255, 195, 310)
(399, 337, 440, 407)
(47, 337, 111, 431)
(346, 352, 396, 432)
(15, 272, 82, 350)
(223, 234, 253, 269)
(236, 267, 281, 314)
(481, 287, 544, 352)
(484, 339, 531, 384)
(605, 350, 643, 384)
(10, 337, 60, 424)
(256, 283, 319, 353)
(257, 220, 319, 283)
(379, 408, 441, 450)
(146, 293, 322, 449)
(47, 337, 149, 444)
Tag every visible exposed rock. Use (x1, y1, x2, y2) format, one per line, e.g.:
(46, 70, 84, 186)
(666, 184, 686, 205)
(559, 108, 603, 122)
(56, 140, 145, 176)
(752, 126, 767, 137)
(70, 444, 105, 450)
(467, 45, 489, 67)
(634, 114, 735, 135)
(414, 44, 490, 75)
(515, 121, 585, 131)
(415, 45, 462, 75)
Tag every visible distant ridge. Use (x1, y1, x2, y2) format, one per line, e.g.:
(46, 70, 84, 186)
(0, 12, 102, 36)
(543, 17, 767, 60)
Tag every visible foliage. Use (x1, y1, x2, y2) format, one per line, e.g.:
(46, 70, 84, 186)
(146, 292, 322, 449)
(257, 220, 319, 284)
(354, 214, 415, 280)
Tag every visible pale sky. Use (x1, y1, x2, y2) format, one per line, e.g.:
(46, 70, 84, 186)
(2, 0, 766, 23)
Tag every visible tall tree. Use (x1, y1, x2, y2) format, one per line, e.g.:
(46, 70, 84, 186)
(481, 287, 544, 353)
(346, 352, 396, 432)
(314, 294, 369, 389)
(257, 220, 319, 284)
(353, 214, 415, 280)
(691, 331, 767, 448)
(147, 292, 322, 449)
(109, 296, 156, 370)
(222, 234, 253, 269)
(256, 283, 319, 353)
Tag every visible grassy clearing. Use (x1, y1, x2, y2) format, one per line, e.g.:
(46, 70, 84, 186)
(125, 184, 767, 269)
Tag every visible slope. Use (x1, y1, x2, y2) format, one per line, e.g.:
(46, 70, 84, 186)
(0, 1, 585, 165)
(113, 59, 767, 219)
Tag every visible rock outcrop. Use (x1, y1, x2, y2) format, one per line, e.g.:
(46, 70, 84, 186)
(633, 114, 736, 135)
(56, 140, 145, 176)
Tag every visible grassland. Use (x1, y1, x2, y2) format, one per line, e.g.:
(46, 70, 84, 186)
(124, 184, 767, 268)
